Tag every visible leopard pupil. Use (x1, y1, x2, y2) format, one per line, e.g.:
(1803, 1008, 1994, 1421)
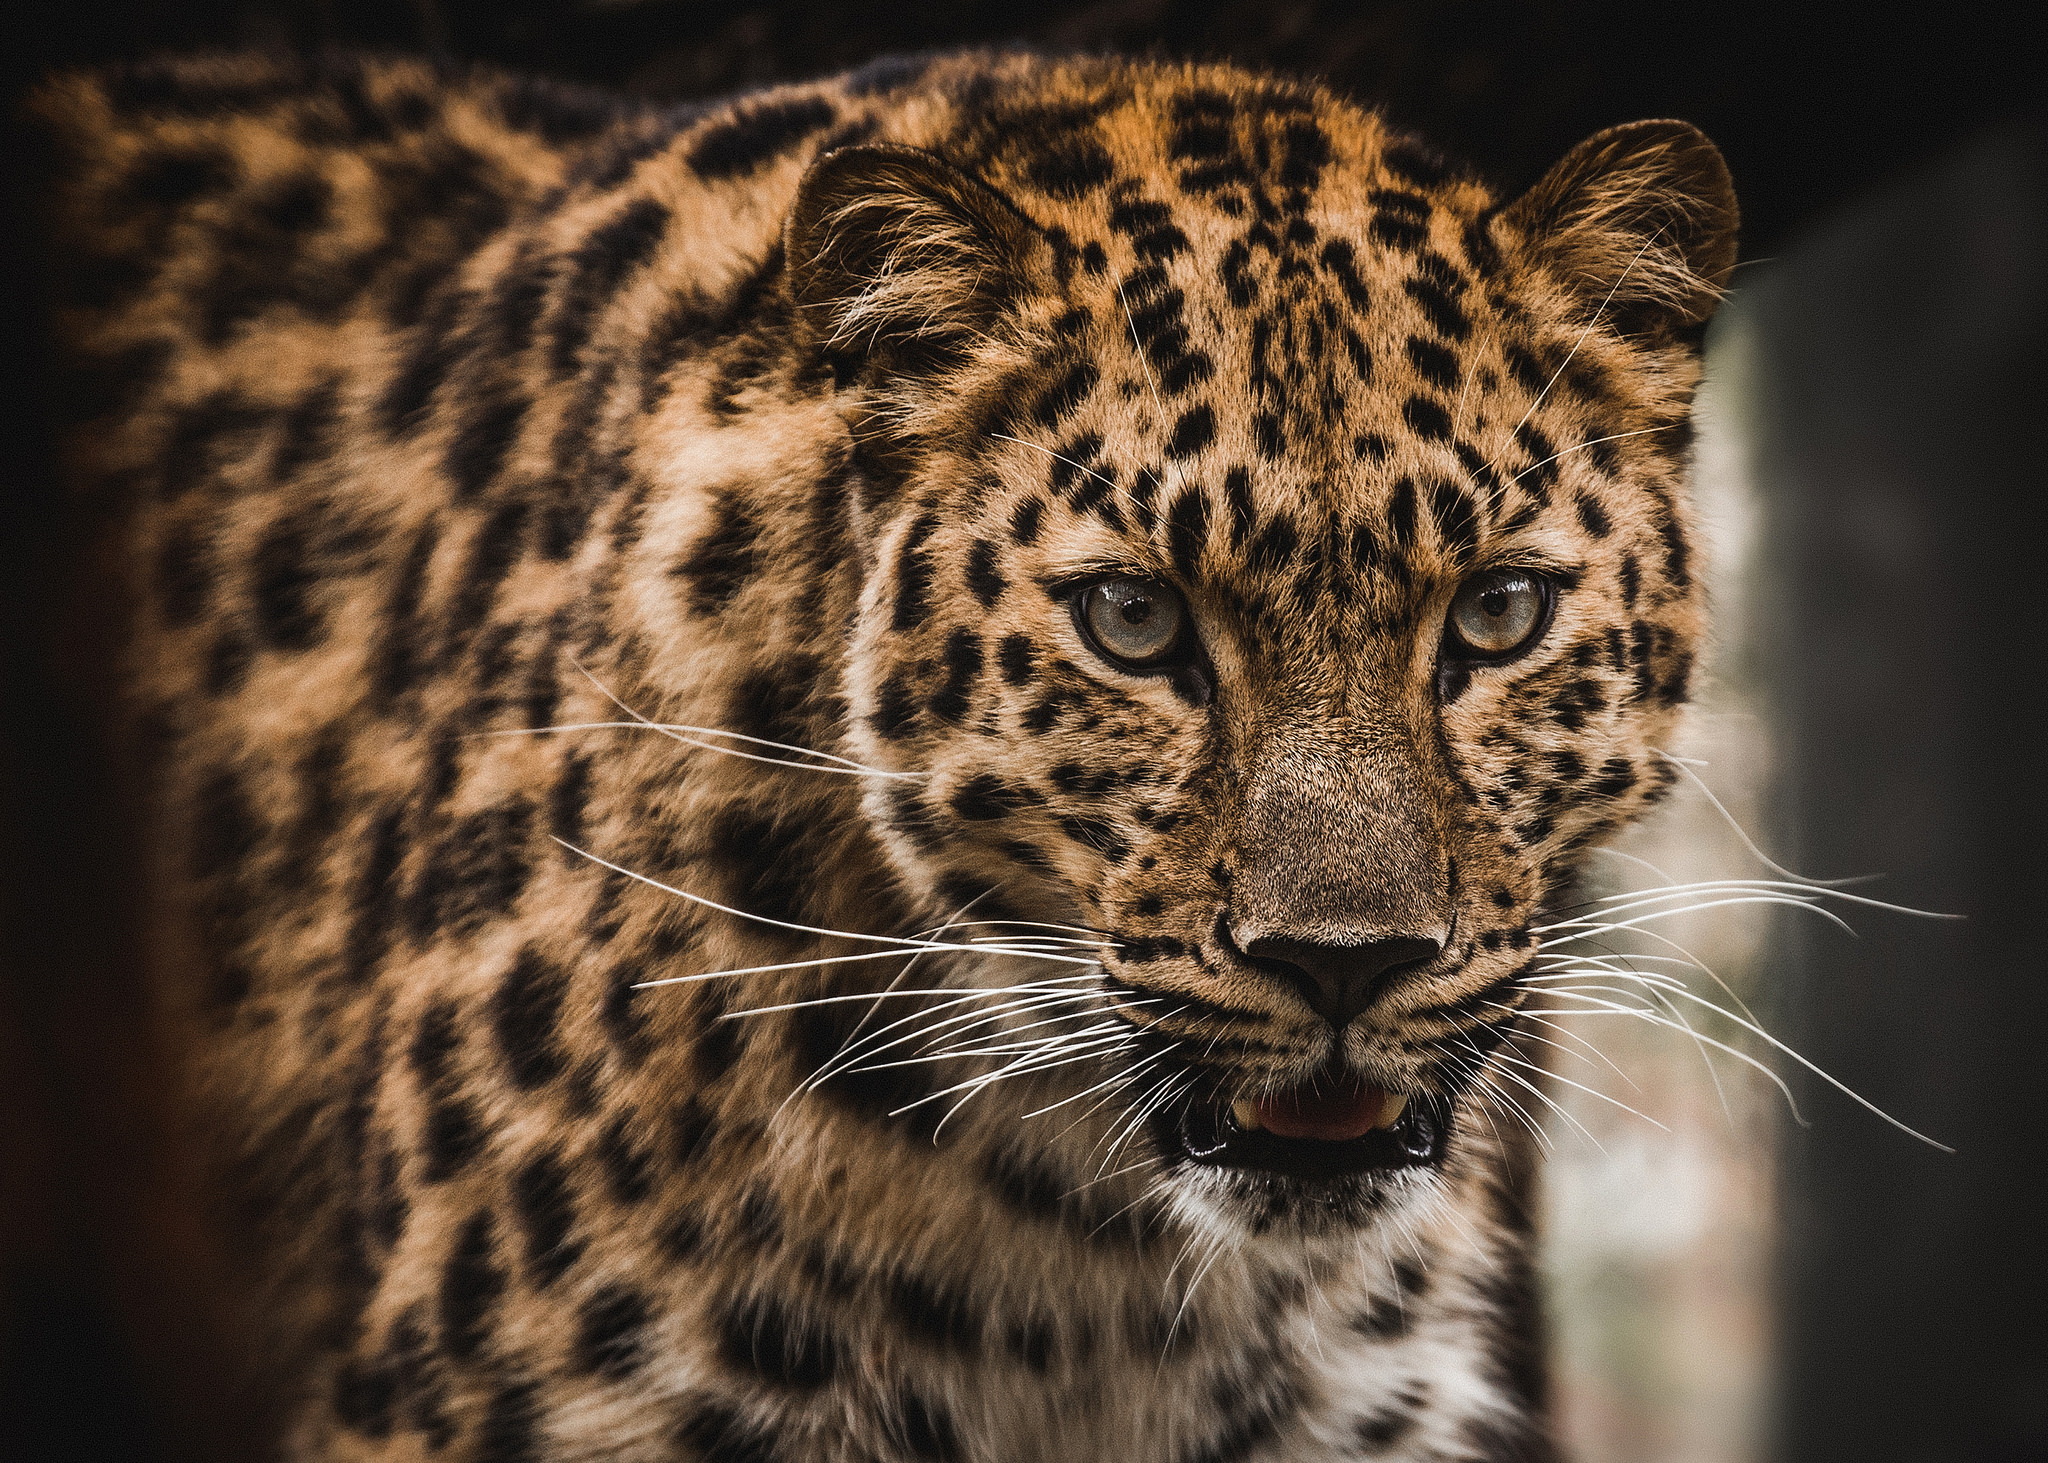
(1481, 589, 1509, 617)
(1121, 596, 1153, 625)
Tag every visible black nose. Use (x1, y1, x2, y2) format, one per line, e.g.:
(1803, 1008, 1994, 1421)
(1241, 933, 1444, 1026)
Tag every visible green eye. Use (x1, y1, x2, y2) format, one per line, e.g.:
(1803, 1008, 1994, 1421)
(1077, 578, 1187, 669)
(1447, 569, 1549, 659)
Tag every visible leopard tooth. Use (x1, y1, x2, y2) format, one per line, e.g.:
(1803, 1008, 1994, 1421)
(1230, 1098, 1263, 1132)
(1375, 1092, 1410, 1130)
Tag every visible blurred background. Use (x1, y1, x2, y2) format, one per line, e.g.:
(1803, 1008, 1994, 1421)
(3, 4, 2042, 1460)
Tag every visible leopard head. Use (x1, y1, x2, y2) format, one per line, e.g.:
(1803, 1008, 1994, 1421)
(786, 70, 1736, 1234)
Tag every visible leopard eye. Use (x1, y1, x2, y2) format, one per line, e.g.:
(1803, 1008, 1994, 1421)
(1076, 578, 1187, 670)
(1446, 569, 1549, 660)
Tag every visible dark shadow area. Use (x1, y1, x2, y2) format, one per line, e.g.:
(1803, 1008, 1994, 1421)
(1750, 121, 2048, 1463)
(4, 2, 2040, 253)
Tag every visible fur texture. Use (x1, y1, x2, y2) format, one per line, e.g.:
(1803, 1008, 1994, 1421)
(26, 48, 1735, 1462)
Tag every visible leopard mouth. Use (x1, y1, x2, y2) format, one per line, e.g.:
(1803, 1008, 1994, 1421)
(1153, 1075, 1452, 1180)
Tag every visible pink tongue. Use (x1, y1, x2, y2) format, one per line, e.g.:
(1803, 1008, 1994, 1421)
(1255, 1082, 1389, 1141)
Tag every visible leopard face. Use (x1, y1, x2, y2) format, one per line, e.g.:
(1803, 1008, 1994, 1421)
(800, 97, 1733, 1236)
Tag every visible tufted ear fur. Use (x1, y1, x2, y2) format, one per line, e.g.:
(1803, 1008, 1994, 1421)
(786, 144, 1035, 375)
(1505, 120, 1738, 341)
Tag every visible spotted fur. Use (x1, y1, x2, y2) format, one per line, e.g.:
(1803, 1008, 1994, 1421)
(26, 47, 1735, 1462)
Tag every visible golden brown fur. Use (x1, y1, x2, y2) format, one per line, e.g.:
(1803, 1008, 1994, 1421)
(25, 47, 1735, 1461)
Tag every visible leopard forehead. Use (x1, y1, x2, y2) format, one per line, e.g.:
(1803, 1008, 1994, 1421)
(837, 75, 1698, 538)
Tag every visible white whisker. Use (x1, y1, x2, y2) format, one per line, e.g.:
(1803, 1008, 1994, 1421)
(915, 1039, 1146, 1137)
(1105, 1069, 1193, 1166)
(560, 657, 920, 778)
(1532, 978, 1953, 1151)
(1538, 892, 1857, 943)
(1434, 1046, 1539, 1156)
(484, 720, 917, 778)
(1115, 272, 1165, 416)
(988, 431, 1124, 500)
(1482, 1002, 1640, 1089)
(1050, 1063, 1155, 1146)
(1076, 1065, 1177, 1161)
(1462, 1055, 1565, 1156)
(820, 992, 1119, 1080)
(1486, 1045, 1667, 1133)
(815, 990, 1112, 1086)
(1017, 1048, 1169, 1121)
(1522, 989, 1811, 1126)
(1566, 872, 1950, 923)
(1507, 425, 1667, 487)
(1453, 333, 1488, 439)
(905, 1016, 1137, 1068)
(554, 839, 1103, 963)
(1530, 949, 1736, 1114)
(1161, 1231, 1234, 1369)
(719, 977, 1097, 1018)
(634, 948, 1096, 989)
(1538, 942, 1765, 1054)
(938, 917, 1119, 941)
(962, 933, 1115, 950)
(1649, 750, 1959, 912)
(1493, 230, 1663, 465)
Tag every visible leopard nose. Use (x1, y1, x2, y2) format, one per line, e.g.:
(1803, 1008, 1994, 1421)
(1241, 933, 1444, 1026)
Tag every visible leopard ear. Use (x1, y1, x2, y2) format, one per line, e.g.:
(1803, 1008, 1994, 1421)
(1504, 120, 1738, 341)
(786, 144, 1034, 373)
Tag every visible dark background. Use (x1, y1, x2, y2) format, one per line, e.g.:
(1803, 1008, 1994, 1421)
(1749, 116, 2047, 1463)
(3, 4, 2042, 1460)
(4, 1, 2041, 256)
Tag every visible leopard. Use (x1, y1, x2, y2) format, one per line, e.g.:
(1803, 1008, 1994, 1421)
(20, 43, 1735, 1463)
